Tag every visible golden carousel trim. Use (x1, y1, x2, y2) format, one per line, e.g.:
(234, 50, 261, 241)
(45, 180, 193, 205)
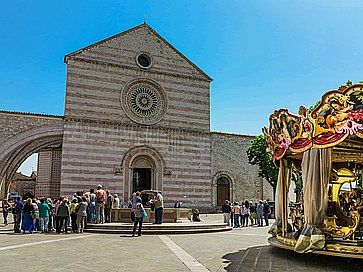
(264, 83, 363, 258)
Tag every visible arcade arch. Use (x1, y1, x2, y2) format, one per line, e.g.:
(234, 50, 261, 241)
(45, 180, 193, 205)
(0, 125, 63, 199)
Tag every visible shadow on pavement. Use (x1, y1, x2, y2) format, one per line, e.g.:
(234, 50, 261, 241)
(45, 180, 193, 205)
(222, 245, 363, 272)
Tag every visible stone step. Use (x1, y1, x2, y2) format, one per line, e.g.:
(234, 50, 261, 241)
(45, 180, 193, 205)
(86, 223, 228, 230)
(84, 226, 232, 235)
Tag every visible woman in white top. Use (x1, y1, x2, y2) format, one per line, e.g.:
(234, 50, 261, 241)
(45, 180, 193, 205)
(113, 194, 120, 209)
(241, 200, 250, 227)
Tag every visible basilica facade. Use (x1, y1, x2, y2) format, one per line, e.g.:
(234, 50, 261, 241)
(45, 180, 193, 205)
(0, 24, 272, 209)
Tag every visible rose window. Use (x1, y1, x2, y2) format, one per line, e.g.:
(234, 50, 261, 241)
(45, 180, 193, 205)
(122, 81, 167, 125)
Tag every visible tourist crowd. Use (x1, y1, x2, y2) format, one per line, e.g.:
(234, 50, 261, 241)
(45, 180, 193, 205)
(222, 199, 271, 228)
(2, 184, 121, 234)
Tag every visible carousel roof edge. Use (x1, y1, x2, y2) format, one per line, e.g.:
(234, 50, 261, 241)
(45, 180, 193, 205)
(264, 83, 363, 160)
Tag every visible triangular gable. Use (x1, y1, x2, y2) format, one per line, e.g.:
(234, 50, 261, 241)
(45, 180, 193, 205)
(64, 23, 212, 82)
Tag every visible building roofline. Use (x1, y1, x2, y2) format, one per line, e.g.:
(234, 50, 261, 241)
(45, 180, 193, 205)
(64, 23, 212, 82)
(0, 110, 64, 119)
(211, 131, 256, 138)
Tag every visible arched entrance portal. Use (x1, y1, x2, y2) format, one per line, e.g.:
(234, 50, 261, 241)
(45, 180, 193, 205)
(217, 177, 230, 206)
(212, 171, 234, 207)
(122, 145, 164, 202)
(131, 156, 154, 192)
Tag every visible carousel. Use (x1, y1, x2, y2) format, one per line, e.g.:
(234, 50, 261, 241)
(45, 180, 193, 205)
(263, 83, 363, 258)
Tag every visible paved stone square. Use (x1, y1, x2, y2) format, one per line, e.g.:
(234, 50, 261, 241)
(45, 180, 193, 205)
(1, 214, 362, 271)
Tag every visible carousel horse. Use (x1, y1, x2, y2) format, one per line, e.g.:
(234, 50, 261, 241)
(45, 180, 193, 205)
(323, 169, 361, 239)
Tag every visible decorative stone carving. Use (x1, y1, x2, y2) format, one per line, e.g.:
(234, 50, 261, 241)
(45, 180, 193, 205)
(113, 166, 123, 175)
(121, 79, 167, 125)
(164, 168, 172, 175)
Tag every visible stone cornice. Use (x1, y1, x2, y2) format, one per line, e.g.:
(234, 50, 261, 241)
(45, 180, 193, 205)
(66, 57, 212, 84)
(0, 110, 64, 120)
(64, 117, 211, 136)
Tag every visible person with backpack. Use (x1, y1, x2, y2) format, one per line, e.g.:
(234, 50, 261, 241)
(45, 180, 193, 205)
(32, 199, 40, 232)
(132, 198, 145, 237)
(12, 197, 23, 233)
(77, 196, 88, 233)
(56, 199, 70, 234)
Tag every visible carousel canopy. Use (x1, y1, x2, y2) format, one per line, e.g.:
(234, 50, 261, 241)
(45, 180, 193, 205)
(263, 83, 363, 161)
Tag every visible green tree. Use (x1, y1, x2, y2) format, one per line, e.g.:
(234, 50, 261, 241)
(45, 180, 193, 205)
(246, 135, 279, 199)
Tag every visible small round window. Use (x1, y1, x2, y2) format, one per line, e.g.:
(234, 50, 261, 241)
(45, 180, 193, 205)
(137, 53, 152, 69)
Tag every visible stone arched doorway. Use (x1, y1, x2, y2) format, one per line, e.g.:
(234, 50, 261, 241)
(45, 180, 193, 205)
(212, 171, 234, 207)
(121, 145, 164, 202)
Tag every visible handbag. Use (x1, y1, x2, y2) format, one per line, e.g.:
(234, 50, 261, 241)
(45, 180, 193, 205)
(141, 210, 148, 218)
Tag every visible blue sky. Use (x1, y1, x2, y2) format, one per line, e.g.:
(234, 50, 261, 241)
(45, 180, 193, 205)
(1, 1, 363, 139)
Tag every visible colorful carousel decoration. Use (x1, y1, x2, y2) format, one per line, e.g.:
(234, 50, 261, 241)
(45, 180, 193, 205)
(264, 83, 363, 258)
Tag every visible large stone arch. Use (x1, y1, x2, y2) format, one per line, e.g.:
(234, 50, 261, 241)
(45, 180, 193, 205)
(212, 170, 235, 207)
(121, 145, 164, 202)
(0, 125, 63, 198)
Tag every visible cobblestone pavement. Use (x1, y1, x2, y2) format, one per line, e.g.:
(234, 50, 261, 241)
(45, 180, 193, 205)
(1, 214, 362, 271)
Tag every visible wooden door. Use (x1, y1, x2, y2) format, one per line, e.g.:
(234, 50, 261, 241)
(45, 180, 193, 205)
(217, 177, 230, 206)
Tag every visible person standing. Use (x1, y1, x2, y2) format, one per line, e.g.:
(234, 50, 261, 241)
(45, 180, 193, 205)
(105, 190, 114, 223)
(132, 198, 144, 237)
(57, 199, 70, 234)
(12, 197, 23, 233)
(2, 199, 10, 226)
(153, 191, 164, 224)
(263, 200, 270, 226)
(47, 198, 55, 232)
(89, 189, 96, 223)
(242, 200, 250, 227)
(113, 194, 120, 209)
(249, 201, 256, 226)
(54, 197, 63, 233)
(96, 185, 106, 224)
(232, 202, 241, 228)
(22, 198, 35, 233)
(70, 198, 78, 233)
(221, 200, 231, 226)
(256, 200, 264, 227)
(76, 196, 88, 233)
(32, 199, 40, 232)
(38, 198, 50, 233)
(131, 192, 142, 223)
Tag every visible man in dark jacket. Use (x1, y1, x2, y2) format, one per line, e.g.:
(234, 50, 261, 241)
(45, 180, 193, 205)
(12, 197, 23, 233)
(221, 200, 232, 226)
(56, 199, 70, 233)
(263, 200, 270, 226)
(105, 190, 114, 223)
